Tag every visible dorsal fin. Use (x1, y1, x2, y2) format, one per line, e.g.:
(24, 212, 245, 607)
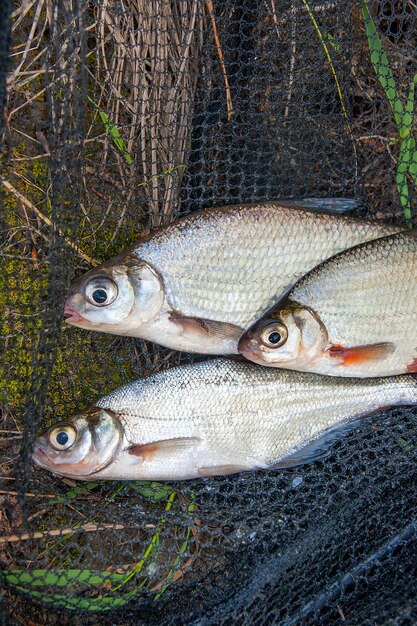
(277, 197, 359, 215)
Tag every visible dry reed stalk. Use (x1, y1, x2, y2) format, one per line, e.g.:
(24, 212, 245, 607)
(0, 522, 127, 544)
(94, 0, 205, 226)
(205, 0, 233, 121)
(6, 1, 208, 229)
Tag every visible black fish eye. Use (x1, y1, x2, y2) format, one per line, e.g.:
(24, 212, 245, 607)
(49, 425, 77, 450)
(85, 277, 118, 307)
(92, 288, 108, 304)
(268, 331, 282, 344)
(260, 321, 288, 348)
(56, 431, 68, 446)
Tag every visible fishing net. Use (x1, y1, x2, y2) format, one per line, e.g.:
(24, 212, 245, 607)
(1, 0, 417, 623)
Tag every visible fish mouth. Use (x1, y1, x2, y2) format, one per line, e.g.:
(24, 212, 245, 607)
(238, 333, 263, 362)
(32, 446, 49, 469)
(64, 305, 85, 325)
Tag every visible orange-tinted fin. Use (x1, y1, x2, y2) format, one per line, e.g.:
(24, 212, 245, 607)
(127, 437, 200, 459)
(169, 312, 243, 342)
(327, 342, 395, 366)
(198, 464, 250, 477)
(406, 358, 417, 373)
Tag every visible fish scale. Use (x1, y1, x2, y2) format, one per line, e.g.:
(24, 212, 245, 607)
(87, 359, 417, 479)
(134, 204, 399, 328)
(240, 232, 417, 377)
(34, 360, 417, 480)
(289, 232, 417, 374)
(65, 202, 401, 354)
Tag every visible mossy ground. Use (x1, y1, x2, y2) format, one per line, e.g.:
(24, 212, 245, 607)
(1, 154, 140, 421)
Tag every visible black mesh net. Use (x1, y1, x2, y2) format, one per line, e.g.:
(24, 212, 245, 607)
(1, 0, 417, 624)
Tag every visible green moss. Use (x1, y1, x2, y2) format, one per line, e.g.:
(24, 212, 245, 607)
(1, 105, 143, 424)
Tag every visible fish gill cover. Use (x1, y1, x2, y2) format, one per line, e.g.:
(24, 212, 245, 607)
(0, 0, 417, 624)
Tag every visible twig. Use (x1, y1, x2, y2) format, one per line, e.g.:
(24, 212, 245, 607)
(1, 179, 99, 267)
(0, 489, 56, 498)
(205, 0, 233, 121)
(7, 87, 46, 122)
(269, 0, 297, 117)
(11, 153, 50, 162)
(284, 1, 297, 118)
(11, 0, 39, 24)
(357, 135, 397, 142)
(9, 125, 43, 145)
(0, 522, 126, 544)
(8, 0, 45, 84)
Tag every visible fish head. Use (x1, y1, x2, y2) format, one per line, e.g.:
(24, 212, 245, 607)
(64, 256, 164, 335)
(33, 408, 123, 478)
(238, 302, 328, 368)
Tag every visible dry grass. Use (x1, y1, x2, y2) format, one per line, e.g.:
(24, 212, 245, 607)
(91, 0, 206, 227)
(6, 0, 206, 241)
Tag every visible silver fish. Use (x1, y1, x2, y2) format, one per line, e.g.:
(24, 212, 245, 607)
(33, 359, 417, 481)
(64, 200, 400, 354)
(239, 232, 417, 377)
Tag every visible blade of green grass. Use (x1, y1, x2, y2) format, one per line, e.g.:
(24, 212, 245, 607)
(127, 481, 172, 502)
(361, 0, 416, 225)
(154, 499, 196, 600)
(47, 480, 172, 509)
(5, 584, 143, 611)
(136, 164, 187, 189)
(4, 490, 178, 611)
(300, 0, 356, 168)
(396, 133, 414, 223)
(88, 96, 133, 165)
(322, 32, 340, 53)
(403, 75, 417, 187)
(396, 75, 416, 223)
(3, 569, 126, 587)
(111, 490, 177, 592)
(48, 481, 100, 506)
(361, 1, 404, 127)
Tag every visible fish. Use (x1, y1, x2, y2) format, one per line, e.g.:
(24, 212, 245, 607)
(32, 359, 417, 481)
(239, 232, 417, 377)
(64, 200, 401, 355)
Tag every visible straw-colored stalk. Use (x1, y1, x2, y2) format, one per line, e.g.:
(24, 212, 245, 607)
(95, 0, 205, 227)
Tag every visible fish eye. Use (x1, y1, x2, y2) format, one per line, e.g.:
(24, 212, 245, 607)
(49, 425, 77, 451)
(85, 277, 118, 307)
(92, 288, 107, 304)
(260, 321, 288, 348)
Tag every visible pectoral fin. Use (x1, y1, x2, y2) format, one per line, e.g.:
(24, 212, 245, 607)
(198, 464, 251, 477)
(127, 437, 200, 460)
(278, 197, 358, 215)
(327, 342, 395, 366)
(169, 312, 243, 343)
(406, 358, 417, 373)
